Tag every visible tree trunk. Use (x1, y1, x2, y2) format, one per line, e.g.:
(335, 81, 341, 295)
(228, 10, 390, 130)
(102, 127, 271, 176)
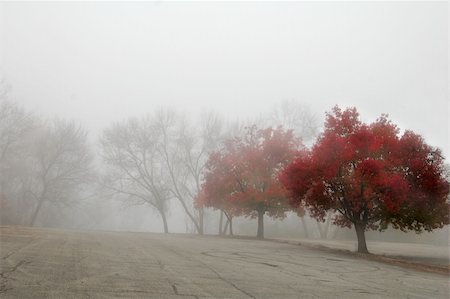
(198, 206, 204, 235)
(160, 210, 169, 234)
(228, 217, 233, 236)
(30, 199, 44, 227)
(300, 216, 309, 238)
(173, 193, 202, 234)
(223, 219, 229, 235)
(256, 208, 264, 239)
(218, 211, 224, 235)
(223, 212, 233, 236)
(323, 212, 332, 238)
(354, 223, 369, 253)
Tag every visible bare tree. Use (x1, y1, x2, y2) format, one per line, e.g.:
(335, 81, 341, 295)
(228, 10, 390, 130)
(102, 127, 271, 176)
(269, 99, 319, 144)
(0, 101, 36, 163)
(0, 77, 10, 101)
(0, 99, 38, 224)
(154, 108, 224, 234)
(315, 212, 336, 239)
(100, 117, 171, 233)
(25, 120, 94, 226)
(180, 111, 224, 234)
(268, 100, 320, 238)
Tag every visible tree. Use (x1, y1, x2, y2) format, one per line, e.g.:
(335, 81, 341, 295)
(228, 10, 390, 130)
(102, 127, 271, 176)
(0, 82, 95, 227)
(268, 100, 320, 237)
(195, 157, 244, 236)
(0, 97, 38, 225)
(100, 117, 172, 233)
(0, 77, 10, 100)
(26, 120, 94, 226)
(280, 106, 450, 253)
(100, 110, 224, 234)
(154, 109, 224, 235)
(198, 126, 302, 239)
(269, 100, 319, 144)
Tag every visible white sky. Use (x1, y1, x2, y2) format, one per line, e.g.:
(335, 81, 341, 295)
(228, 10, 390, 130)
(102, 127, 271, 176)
(0, 1, 448, 158)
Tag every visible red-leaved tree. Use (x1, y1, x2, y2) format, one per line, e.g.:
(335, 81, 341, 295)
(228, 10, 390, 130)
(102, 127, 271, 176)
(197, 126, 302, 238)
(280, 106, 449, 253)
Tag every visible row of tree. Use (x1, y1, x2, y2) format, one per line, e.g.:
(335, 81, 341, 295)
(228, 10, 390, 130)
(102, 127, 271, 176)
(98, 103, 318, 234)
(99, 109, 225, 234)
(1, 81, 448, 253)
(0, 83, 320, 234)
(196, 107, 450, 253)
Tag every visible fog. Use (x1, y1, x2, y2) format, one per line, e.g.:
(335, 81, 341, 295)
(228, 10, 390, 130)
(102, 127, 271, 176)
(0, 1, 448, 246)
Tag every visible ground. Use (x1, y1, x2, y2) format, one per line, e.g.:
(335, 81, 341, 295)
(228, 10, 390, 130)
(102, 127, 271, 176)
(0, 226, 448, 298)
(273, 237, 449, 267)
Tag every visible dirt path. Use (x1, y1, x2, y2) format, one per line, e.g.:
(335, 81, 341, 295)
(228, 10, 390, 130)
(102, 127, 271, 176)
(1, 226, 448, 298)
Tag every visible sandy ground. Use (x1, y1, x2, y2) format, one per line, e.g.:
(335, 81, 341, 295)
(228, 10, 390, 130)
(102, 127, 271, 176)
(0, 226, 448, 298)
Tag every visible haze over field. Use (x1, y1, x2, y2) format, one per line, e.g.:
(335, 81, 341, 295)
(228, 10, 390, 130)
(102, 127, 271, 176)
(0, 1, 448, 244)
(1, 1, 447, 155)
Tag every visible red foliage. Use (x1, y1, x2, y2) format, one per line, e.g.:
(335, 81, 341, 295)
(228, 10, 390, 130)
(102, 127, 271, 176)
(196, 126, 303, 220)
(280, 106, 450, 233)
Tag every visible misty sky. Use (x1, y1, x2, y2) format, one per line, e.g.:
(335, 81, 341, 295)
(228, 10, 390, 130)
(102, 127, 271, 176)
(0, 1, 448, 158)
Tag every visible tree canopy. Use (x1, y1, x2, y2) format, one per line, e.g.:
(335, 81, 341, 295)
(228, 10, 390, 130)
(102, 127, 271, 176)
(197, 126, 302, 238)
(280, 106, 450, 253)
